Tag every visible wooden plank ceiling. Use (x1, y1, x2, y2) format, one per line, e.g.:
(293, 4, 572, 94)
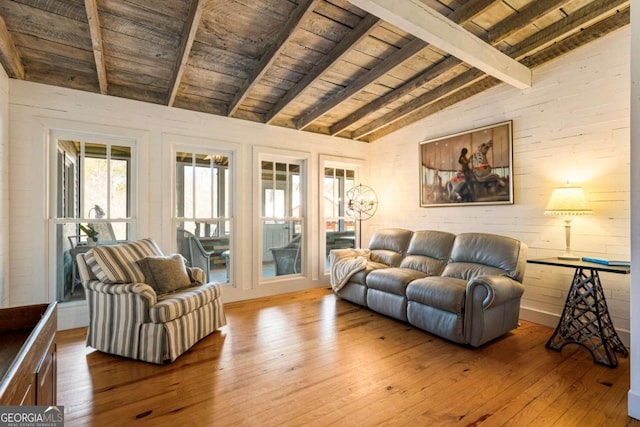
(0, 0, 629, 142)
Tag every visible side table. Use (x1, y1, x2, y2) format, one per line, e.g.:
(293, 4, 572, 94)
(527, 258, 629, 368)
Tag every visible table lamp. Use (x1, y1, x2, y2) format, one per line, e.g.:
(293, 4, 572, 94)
(544, 184, 592, 260)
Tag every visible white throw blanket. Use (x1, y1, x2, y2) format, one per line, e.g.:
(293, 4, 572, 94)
(329, 248, 371, 292)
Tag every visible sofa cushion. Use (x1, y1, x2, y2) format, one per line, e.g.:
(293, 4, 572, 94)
(85, 239, 163, 284)
(442, 262, 507, 282)
(137, 254, 192, 294)
(443, 233, 525, 281)
(406, 230, 456, 259)
(400, 230, 455, 275)
(370, 250, 405, 267)
(368, 228, 413, 267)
(149, 282, 223, 323)
(366, 268, 427, 295)
(347, 261, 389, 285)
(406, 276, 467, 314)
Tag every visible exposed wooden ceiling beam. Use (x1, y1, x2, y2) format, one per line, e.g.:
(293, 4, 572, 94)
(329, 0, 500, 136)
(447, 0, 501, 24)
(352, 68, 486, 139)
(276, 0, 499, 128)
(265, 13, 380, 124)
(361, 75, 500, 142)
(483, 0, 571, 44)
(167, 0, 206, 106)
(227, 0, 321, 117)
(347, 0, 531, 89)
(365, 5, 630, 142)
(0, 14, 23, 79)
(329, 56, 461, 136)
(352, 0, 627, 140)
(295, 37, 427, 130)
(84, 0, 107, 94)
(507, 0, 629, 59)
(518, 6, 630, 68)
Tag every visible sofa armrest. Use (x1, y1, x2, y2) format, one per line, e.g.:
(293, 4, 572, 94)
(464, 275, 525, 347)
(467, 275, 525, 310)
(85, 280, 157, 307)
(188, 267, 206, 284)
(83, 280, 157, 359)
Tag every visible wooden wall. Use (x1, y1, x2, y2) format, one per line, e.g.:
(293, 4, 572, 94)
(369, 27, 631, 344)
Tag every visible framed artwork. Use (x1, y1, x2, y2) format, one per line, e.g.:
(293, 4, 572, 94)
(419, 120, 513, 207)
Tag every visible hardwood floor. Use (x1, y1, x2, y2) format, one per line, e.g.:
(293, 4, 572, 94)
(56, 288, 639, 426)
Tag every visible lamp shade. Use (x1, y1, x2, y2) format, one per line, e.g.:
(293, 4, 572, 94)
(544, 186, 592, 216)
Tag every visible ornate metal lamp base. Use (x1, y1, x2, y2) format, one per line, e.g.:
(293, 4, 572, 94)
(545, 267, 628, 368)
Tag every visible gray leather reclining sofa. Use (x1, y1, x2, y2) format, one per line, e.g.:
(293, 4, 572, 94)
(333, 228, 528, 347)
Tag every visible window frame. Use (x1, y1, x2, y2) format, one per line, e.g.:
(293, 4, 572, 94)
(175, 152, 231, 237)
(170, 140, 236, 286)
(48, 128, 141, 303)
(319, 155, 365, 277)
(254, 147, 310, 285)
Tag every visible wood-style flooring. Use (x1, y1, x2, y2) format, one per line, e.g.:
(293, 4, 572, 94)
(56, 288, 639, 426)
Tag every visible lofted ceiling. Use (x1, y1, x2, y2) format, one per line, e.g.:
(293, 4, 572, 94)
(0, 0, 629, 142)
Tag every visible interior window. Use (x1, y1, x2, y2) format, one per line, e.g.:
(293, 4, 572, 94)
(53, 139, 133, 303)
(175, 152, 232, 284)
(323, 167, 356, 271)
(261, 160, 305, 279)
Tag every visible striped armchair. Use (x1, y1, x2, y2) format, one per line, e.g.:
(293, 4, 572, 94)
(76, 239, 227, 364)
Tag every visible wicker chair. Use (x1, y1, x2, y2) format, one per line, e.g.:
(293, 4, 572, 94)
(269, 235, 302, 275)
(177, 228, 214, 282)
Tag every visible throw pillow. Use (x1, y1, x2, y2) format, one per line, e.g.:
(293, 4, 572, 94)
(137, 254, 192, 294)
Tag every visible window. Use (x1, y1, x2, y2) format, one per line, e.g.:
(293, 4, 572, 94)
(260, 159, 305, 279)
(175, 151, 232, 284)
(322, 166, 356, 271)
(52, 138, 134, 303)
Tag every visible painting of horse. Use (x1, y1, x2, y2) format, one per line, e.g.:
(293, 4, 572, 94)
(419, 121, 513, 207)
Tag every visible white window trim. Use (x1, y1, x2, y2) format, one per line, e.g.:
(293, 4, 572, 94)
(48, 131, 140, 302)
(42, 118, 149, 307)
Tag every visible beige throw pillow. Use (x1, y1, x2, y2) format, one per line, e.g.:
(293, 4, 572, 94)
(137, 254, 192, 294)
